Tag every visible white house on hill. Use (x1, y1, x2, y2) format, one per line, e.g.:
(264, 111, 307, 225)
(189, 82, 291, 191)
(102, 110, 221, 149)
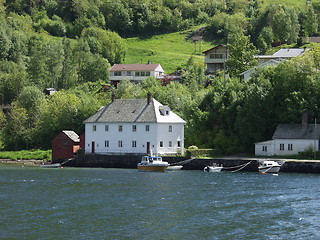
(255, 123, 320, 156)
(84, 94, 185, 155)
(109, 63, 165, 86)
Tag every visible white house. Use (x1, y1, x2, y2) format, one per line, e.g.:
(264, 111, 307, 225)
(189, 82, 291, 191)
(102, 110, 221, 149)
(203, 44, 229, 74)
(84, 94, 185, 155)
(255, 123, 320, 156)
(239, 59, 284, 81)
(109, 63, 165, 86)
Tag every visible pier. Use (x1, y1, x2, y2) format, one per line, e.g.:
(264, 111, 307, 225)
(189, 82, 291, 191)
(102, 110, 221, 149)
(59, 154, 320, 173)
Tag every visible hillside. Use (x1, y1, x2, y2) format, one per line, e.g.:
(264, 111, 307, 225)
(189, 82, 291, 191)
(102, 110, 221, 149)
(125, 29, 214, 73)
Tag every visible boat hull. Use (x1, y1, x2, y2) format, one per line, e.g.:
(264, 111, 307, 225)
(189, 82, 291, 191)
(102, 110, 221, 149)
(40, 163, 61, 168)
(137, 165, 168, 172)
(167, 165, 183, 171)
(204, 166, 223, 172)
(258, 166, 281, 173)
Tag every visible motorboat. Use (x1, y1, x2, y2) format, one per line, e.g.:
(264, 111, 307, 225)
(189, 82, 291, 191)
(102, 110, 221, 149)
(167, 165, 183, 171)
(204, 163, 223, 173)
(258, 160, 283, 173)
(137, 156, 169, 172)
(40, 163, 62, 168)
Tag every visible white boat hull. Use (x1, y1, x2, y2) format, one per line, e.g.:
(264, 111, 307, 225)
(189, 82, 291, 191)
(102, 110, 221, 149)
(40, 163, 62, 168)
(167, 165, 183, 171)
(204, 166, 223, 173)
(258, 166, 281, 173)
(258, 160, 283, 173)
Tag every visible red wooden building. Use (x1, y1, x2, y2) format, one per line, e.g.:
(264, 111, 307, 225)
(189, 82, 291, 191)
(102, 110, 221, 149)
(51, 131, 80, 161)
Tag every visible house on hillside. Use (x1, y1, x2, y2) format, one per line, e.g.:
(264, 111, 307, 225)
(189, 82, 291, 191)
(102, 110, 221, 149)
(51, 130, 80, 161)
(203, 44, 229, 74)
(83, 94, 185, 155)
(239, 59, 284, 81)
(109, 63, 165, 86)
(255, 48, 310, 64)
(255, 114, 320, 156)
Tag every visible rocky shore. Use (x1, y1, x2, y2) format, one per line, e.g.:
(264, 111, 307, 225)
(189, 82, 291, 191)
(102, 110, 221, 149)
(0, 159, 45, 166)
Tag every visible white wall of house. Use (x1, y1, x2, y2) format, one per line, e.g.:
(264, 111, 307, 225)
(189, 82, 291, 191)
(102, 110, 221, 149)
(255, 139, 319, 156)
(85, 122, 184, 155)
(255, 140, 275, 156)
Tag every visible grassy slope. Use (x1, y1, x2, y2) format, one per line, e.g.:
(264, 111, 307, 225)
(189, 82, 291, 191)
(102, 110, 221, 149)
(263, 0, 306, 7)
(125, 30, 215, 73)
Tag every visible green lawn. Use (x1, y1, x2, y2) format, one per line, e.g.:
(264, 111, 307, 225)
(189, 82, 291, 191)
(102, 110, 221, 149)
(263, 0, 306, 7)
(0, 150, 52, 161)
(125, 29, 215, 73)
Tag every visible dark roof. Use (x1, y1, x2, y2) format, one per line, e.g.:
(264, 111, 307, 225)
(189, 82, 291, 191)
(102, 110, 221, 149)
(203, 44, 226, 54)
(110, 64, 162, 71)
(272, 124, 320, 140)
(84, 99, 157, 123)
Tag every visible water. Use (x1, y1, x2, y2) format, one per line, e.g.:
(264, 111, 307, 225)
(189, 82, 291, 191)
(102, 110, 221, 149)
(1, 165, 319, 240)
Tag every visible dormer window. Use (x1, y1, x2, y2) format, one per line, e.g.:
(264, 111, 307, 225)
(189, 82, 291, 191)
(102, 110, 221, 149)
(159, 106, 170, 116)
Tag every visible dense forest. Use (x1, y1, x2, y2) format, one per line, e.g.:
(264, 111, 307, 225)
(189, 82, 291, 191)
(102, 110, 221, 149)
(1, 0, 320, 154)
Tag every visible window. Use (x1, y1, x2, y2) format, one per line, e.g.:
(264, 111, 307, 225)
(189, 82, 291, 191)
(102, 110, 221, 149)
(288, 144, 293, 151)
(132, 125, 137, 132)
(118, 141, 123, 147)
(135, 72, 140, 76)
(262, 146, 267, 152)
(132, 141, 137, 148)
(177, 141, 181, 148)
(169, 125, 172, 132)
(141, 72, 145, 76)
(105, 125, 109, 131)
(93, 125, 96, 131)
(146, 72, 150, 76)
(280, 144, 284, 151)
(105, 140, 109, 147)
(146, 125, 150, 132)
(160, 141, 163, 148)
(127, 71, 131, 76)
(118, 125, 123, 132)
(169, 141, 172, 148)
(114, 71, 121, 76)
(209, 53, 223, 59)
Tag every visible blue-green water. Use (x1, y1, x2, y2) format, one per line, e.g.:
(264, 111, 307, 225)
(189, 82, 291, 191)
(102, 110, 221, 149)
(1, 165, 319, 240)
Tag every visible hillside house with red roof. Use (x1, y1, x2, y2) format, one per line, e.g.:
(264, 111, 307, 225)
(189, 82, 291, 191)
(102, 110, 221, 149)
(109, 63, 164, 86)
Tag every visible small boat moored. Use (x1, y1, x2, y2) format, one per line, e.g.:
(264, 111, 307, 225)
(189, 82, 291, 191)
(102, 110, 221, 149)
(40, 163, 62, 168)
(258, 160, 283, 173)
(167, 165, 183, 171)
(137, 156, 169, 172)
(204, 163, 223, 173)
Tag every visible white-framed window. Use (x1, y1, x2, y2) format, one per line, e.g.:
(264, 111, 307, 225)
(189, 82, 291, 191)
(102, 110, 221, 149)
(177, 141, 181, 148)
(93, 125, 96, 131)
(135, 72, 140, 76)
(105, 140, 109, 147)
(114, 71, 121, 76)
(105, 125, 109, 131)
(132, 141, 137, 148)
(280, 144, 284, 151)
(169, 125, 172, 132)
(146, 72, 150, 76)
(262, 146, 267, 152)
(132, 125, 137, 132)
(127, 71, 131, 76)
(169, 141, 172, 148)
(118, 141, 123, 147)
(160, 141, 163, 148)
(118, 125, 123, 132)
(146, 125, 150, 131)
(288, 144, 293, 151)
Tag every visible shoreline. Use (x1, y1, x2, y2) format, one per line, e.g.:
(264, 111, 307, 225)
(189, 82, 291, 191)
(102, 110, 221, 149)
(0, 159, 45, 166)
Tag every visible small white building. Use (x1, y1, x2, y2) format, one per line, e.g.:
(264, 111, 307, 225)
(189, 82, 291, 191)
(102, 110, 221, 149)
(255, 123, 320, 156)
(109, 63, 164, 86)
(84, 94, 185, 155)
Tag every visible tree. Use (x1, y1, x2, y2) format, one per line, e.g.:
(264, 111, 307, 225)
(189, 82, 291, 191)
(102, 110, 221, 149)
(226, 33, 258, 77)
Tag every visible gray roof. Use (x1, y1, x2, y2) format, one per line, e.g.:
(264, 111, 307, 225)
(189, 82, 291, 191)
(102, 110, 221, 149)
(273, 48, 309, 58)
(272, 124, 320, 140)
(62, 130, 80, 142)
(84, 99, 157, 123)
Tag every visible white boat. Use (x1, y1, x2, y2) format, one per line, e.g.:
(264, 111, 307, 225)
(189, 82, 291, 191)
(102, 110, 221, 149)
(137, 156, 169, 172)
(167, 165, 183, 171)
(40, 163, 62, 168)
(258, 160, 283, 173)
(204, 164, 223, 173)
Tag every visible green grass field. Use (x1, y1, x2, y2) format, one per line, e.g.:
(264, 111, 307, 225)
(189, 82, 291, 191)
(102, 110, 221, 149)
(263, 0, 306, 8)
(0, 150, 52, 161)
(125, 29, 215, 73)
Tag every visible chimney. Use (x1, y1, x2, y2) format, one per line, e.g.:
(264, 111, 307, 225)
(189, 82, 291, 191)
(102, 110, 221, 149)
(147, 92, 151, 105)
(302, 111, 308, 130)
(111, 93, 116, 102)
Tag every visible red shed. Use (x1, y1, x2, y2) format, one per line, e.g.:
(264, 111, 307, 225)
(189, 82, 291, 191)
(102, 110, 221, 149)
(51, 131, 80, 161)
